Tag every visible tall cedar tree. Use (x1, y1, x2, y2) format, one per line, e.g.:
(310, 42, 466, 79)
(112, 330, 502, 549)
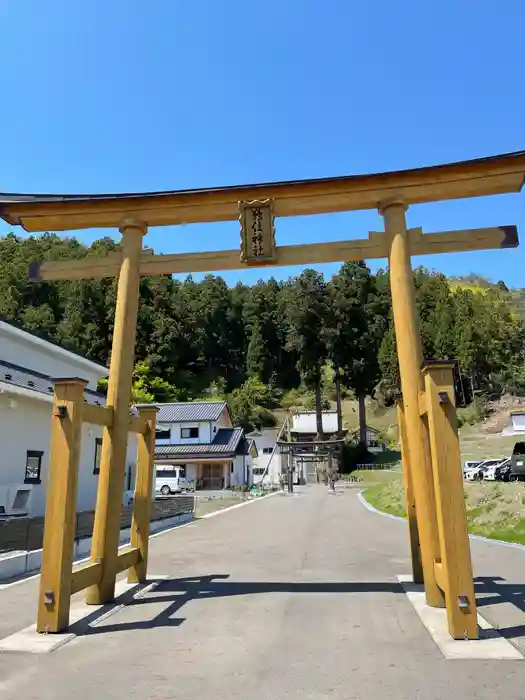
(327, 262, 386, 444)
(286, 270, 330, 440)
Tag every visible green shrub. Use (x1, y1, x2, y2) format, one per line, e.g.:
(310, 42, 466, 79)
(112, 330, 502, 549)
(457, 397, 489, 427)
(303, 392, 331, 412)
(341, 442, 373, 472)
(280, 388, 304, 409)
(256, 406, 278, 427)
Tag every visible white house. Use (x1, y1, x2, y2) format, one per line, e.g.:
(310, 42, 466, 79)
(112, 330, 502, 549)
(502, 411, 525, 437)
(290, 410, 346, 439)
(245, 428, 282, 485)
(149, 401, 253, 489)
(0, 320, 137, 518)
(289, 410, 346, 483)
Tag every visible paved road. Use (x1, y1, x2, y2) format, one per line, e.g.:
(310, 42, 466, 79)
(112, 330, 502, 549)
(1, 486, 525, 699)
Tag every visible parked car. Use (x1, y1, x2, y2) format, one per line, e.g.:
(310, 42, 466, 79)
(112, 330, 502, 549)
(463, 460, 482, 475)
(495, 459, 512, 482)
(155, 465, 185, 495)
(464, 465, 482, 481)
(464, 458, 506, 481)
(481, 458, 510, 481)
(510, 442, 525, 481)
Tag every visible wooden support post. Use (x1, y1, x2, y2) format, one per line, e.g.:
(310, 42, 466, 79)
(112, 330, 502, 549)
(395, 399, 423, 584)
(37, 378, 86, 633)
(381, 200, 444, 607)
(128, 406, 157, 583)
(86, 218, 147, 604)
(422, 361, 479, 639)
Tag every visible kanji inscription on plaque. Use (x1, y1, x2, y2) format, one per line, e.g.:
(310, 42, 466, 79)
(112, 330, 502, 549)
(239, 199, 276, 264)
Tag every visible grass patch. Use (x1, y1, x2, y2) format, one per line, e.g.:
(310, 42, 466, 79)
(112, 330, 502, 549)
(363, 475, 406, 517)
(363, 477, 525, 546)
(459, 432, 516, 462)
(341, 398, 397, 434)
(352, 469, 402, 484)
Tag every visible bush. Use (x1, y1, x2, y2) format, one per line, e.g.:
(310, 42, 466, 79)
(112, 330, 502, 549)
(281, 388, 304, 409)
(457, 397, 490, 427)
(303, 392, 331, 412)
(256, 406, 278, 427)
(341, 442, 373, 472)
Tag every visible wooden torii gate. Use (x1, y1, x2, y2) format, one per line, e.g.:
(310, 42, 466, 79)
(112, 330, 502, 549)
(1, 150, 524, 639)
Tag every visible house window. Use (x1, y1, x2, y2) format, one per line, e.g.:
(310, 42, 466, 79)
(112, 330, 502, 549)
(25, 450, 43, 484)
(181, 427, 199, 439)
(93, 437, 103, 474)
(156, 428, 171, 440)
(262, 447, 273, 454)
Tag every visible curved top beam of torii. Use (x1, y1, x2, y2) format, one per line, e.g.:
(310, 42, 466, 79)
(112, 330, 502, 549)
(0, 150, 524, 233)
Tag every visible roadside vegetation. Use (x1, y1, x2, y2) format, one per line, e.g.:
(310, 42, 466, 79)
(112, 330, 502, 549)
(361, 470, 525, 546)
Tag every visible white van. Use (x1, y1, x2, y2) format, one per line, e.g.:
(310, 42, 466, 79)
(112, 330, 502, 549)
(155, 465, 186, 496)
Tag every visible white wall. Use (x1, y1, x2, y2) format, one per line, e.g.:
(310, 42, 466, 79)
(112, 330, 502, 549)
(232, 454, 247, 486)
(0, 323, 107, 392)
(248, 430, 282, 484)
(0, 391, 137, 518)
(156, 420, 212, 446)
(512, 414, 525, 432)
(291, 411, 339, 435)
(245, 453, 254, 487)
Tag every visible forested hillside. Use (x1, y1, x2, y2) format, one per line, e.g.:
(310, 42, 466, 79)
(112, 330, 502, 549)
(1, 232, 525, 430)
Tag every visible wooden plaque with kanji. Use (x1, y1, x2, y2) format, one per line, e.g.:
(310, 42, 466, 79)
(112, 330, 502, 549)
(239, 200, 276, 264)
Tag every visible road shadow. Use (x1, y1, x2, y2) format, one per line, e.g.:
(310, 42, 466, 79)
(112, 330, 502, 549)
(475, 575, 525, 640)
(81, 574, 404, 636)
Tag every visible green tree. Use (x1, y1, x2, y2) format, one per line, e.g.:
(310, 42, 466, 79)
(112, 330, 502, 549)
(227, 376, 277, 431)
(377, 315, 400, 403)
(327, 262, 386, 444)
(98, 361, 179, 404)
(246, 318, 266, 378)
(286, 270, 330, 440)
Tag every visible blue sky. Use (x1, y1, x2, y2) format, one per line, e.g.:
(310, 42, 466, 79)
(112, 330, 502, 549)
(1, 0, 524, 286)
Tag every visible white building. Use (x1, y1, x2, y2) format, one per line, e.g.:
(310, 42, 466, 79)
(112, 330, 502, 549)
(245, 428, 282, 485)
(150, 401, 254, 489)
(0, 320, 137, 518)
(290, 410, 345, 438)
(502, 411, 525, 437)
(289, 410, 346, 484)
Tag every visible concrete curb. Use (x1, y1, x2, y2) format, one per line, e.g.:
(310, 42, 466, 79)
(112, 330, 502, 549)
(198, 490, 282, 519)
(0, 511, 193, 583)
(0, 491, 281, 587)
(357, 489, 525, 552)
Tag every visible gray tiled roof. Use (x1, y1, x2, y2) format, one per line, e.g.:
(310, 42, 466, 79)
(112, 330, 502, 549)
(0, 359, 106, 406)
(154, 401, 228, 424)
(155, 427, 244, 460)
